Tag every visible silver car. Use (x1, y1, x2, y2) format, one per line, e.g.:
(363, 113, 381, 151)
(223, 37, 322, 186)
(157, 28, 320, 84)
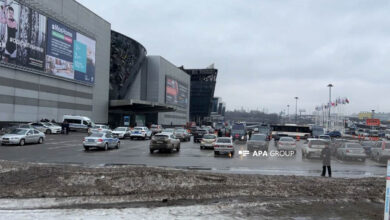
(370, 141, 390, 163)
(1, 128, 45, 146)
(112, 127, 131, 139)
(276, 137, 297, 152)
(336, 143, 366, 161)
(247, 134, 269, 152)
(89, 124, 112, 134)
(83, 132, 120, 151)
(302, 139, 329, 159)
(149, 132, 180, 153)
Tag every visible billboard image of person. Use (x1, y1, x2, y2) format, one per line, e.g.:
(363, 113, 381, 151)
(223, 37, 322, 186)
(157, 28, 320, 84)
(0, 0, 46, 70)
(74, 32, 95, 83)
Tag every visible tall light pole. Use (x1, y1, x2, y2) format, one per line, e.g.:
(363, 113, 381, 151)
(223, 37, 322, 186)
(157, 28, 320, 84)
(327, 84, 333, 130)
(287, 105, 290, 122)
(294, 97, 298, 123)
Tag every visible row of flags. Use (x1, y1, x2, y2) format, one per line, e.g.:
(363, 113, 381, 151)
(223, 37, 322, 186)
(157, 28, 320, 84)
(315, 97, 350, 111)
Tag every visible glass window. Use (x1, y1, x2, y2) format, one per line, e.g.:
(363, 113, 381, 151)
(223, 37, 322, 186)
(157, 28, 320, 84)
(34, 130, 40, 134)
(27, 130, 33, 135)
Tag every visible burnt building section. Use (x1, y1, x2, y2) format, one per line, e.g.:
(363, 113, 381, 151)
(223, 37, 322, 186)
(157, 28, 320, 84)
(210, 97, 226, 122)
(180, 66, 217, 125)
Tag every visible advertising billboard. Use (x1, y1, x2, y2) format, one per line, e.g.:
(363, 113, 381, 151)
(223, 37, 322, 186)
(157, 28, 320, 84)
(165, 77, 189, 108)
(45, 18, 96, 83)
(0, 0, 46, 70)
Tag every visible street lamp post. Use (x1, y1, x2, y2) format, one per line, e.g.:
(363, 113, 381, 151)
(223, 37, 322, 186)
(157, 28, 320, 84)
(327, 84, 333, 131)
(287, 105, 290, 122)
(294, 97, 298, 123)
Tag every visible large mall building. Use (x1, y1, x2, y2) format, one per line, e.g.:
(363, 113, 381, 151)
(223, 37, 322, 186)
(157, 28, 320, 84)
(0, 0, 219, 128)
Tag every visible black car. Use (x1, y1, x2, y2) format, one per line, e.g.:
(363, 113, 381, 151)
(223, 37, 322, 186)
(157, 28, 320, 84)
(326, 131, 342, 138)
(193, 129, 208, 143)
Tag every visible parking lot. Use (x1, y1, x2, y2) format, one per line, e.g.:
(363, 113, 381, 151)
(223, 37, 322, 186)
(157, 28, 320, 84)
(0, 132, 386, 178)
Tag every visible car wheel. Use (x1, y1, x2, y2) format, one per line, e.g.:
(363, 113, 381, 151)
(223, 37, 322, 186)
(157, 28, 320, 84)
(150, 149, 154, 154)
(177, 145, 180, 152)
(130, 137, 133, 140)
(46, 129, 51, 135)
(38, 137, 43, 144)
(19, 139, 25, 146)
(214, 151, 219, 156)
(116, 142, 120, 149)
(104, 143, 108, 151)
(84, 146, 89, 151)
(200, 146, 203, 150)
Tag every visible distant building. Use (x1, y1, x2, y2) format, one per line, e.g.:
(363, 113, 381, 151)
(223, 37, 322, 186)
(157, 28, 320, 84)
(180, 66, 218, 125)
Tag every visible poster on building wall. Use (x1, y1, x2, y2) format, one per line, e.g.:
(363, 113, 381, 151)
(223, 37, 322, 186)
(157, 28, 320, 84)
(74, 32, 96, 84)
(165, 77, 188, 108)
(45, 18, 75, 79)
(0, 0, 46, 70)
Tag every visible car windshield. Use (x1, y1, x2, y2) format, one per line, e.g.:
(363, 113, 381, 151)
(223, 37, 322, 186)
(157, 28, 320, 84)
(251, 135, 266, 141)
(203, 135, 216, 139)
(310, 140, 328, 145)
(9, 129, 27, 135)
(89, 133, 104, 137)
(163, 129, 174, 133)
(134, 127, 143, 130)
(42, 123, 51, 126)
(19, 125, 30, 129)
(280, 137, 294, 142)
(320, 136, 330, 139)
(114, 128, 126, 131)
(155, 135, 168, 138)
(216, 138, 231, 144)
(151, 125, 159, 128)
(346, 144, 363, 148)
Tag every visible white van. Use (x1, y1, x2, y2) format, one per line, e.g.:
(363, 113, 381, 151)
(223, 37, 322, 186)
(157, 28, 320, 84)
(62, 115, 95, 132)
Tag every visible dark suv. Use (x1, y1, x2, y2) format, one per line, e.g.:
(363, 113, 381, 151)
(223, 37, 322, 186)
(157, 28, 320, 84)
(193, 129, 208, 143)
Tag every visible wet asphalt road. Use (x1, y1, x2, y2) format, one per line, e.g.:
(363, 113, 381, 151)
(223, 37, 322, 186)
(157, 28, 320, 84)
(0, 132, 386, 178)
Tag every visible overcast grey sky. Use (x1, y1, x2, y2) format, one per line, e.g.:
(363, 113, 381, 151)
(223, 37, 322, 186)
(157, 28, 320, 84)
(77, 0, 390, 114)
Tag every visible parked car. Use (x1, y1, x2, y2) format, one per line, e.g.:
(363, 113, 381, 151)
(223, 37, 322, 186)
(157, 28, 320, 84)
(360, 141, 377, 156)
(326, 131, 342, 138)
(89, 124, 112, 134)
(149, 132, 180, 153)
(214, 137, 234, 156)
(336, 143, 366, 161)
(276, 137, 297, 153)
(112, 127, 131, 139)
(150, 124, 163, 135)
(83, 132, 120, 151)
(370, 141, 390, 163)
(247, 134, 269, 152)
(162, 128, 175, 134)
(319, 135, 331, 143)
(174, 129, 191, 142)
(190, 126, 199, 135)
(130, 127, 152, 140)
(1, 128, 45, 146)
(330, 138, 350, 156)
(193, 129, 208, 143)
(63, 115, 94, 132)
(29, 122, 62, 134)
(200, 134, 217, 150)
(302, 139, 329, 159)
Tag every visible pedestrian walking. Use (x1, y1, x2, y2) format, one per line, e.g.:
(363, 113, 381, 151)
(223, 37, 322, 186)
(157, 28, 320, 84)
(321, 144, 332, 177)
(64, 120, 69, 135)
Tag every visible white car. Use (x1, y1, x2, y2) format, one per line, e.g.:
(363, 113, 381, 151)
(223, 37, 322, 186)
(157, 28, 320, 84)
(112, 127, 131, 139)
(276, 137, 297, 152)
(214, 137, 234, 156)
(89, 124, 112, 134)
(29, 122, 62, 134)
(130, 127, 152, 140)
(302, 138, 329, 159)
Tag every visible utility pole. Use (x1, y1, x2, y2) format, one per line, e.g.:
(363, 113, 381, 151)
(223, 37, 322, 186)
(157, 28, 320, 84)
(287, 104, 290, 122)
(294, 97, 298, 124)
(327, 84, 333, 131)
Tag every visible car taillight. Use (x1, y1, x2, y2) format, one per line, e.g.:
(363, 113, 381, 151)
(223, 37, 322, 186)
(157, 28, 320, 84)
(98, 128, 102, 130)
(97, 139, 103, 142)
(228, 145, 233, 148)
(83, 138, 85, 141)
(346, 149, 350, 153)
(308, 143, 312, 148)
(214, 145, 219, 148)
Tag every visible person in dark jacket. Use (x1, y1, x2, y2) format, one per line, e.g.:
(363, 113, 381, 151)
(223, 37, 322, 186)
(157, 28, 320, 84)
(321, 144, 332, 177)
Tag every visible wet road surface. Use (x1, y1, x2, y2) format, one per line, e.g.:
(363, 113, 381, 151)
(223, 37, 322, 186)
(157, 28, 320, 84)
(0, 132, 386, 178)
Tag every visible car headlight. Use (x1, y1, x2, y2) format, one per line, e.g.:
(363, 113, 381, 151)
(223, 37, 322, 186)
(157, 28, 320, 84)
(241, 136, 244, 139)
